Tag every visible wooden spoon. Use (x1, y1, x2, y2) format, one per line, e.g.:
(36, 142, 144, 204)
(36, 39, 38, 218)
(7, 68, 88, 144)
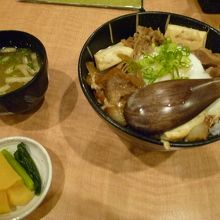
(124, 78, 220, 134)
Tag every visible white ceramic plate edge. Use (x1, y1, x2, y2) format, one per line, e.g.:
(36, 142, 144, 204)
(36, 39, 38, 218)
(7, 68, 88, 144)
(0, 136, 52, 220)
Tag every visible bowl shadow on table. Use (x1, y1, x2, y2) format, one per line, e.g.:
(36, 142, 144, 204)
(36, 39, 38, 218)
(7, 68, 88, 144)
(69, 196, 130, 220)
(63, 115, 173, 173)
(0, 69, 78, 130)
(69, 120, 220, 179)
(117, 127, 220, 179)
(26, 149, 65, 220)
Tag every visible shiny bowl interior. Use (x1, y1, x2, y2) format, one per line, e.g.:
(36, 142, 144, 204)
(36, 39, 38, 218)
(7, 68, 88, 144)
(0, 30, 48, 114)
(78, 11, 220, 149)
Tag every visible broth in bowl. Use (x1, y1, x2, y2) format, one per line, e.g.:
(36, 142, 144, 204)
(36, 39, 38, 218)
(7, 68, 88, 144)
(0, 47, 40, 95)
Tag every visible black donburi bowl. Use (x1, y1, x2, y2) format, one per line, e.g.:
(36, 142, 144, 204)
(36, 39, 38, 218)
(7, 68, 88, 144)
(0, 30, 48, 114)
(78, 11, 220, 150)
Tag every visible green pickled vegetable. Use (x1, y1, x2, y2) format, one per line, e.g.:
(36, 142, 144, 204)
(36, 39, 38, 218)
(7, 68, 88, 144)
(1, 149, 35, 191)
(14, 142, 42, 195)
(127, 38, 191, 84)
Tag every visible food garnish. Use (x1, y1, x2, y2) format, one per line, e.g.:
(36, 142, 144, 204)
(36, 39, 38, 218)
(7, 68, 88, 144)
(2, 149, 35, 191)
(0, 151, 34, 214)
(14, 142, 42, 195)
(0, 142, 42, 214)
(126, 38, 191, 84)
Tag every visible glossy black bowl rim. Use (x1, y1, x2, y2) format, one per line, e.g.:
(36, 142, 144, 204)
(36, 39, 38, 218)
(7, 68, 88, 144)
(78, 11, 220, 148)
(0, 30, 48, 98)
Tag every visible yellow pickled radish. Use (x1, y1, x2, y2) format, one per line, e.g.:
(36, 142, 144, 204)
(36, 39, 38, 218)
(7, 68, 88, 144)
(0, 152, 21, 190)
(0, 151, 34, 214)
(0, 191, 11, 214)
(7, 180, 34, 206)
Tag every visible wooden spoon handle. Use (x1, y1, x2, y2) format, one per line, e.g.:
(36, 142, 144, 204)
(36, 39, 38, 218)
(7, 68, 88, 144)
(192, 78, 220, 93)
(190, 78, 220, 105)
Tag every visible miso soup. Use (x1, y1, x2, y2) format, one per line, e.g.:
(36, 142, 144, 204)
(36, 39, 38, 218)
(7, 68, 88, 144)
(0, 47, 40, 95)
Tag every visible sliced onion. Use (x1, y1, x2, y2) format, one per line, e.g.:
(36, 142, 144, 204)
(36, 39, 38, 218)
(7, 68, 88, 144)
(0, 84, 10, 95)
(5, 76, 33, 84)
(16, 64, 30, 76)
(0, 47, 17, 53)
(185, 122, 209, 142)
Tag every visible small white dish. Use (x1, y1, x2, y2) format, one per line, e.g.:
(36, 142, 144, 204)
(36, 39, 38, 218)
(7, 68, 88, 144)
(0, 136, 52, 220)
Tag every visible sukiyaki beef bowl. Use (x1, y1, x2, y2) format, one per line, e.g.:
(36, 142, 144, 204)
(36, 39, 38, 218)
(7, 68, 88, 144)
(0, 30, 48, 114)
(78, 12, 220, 150)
